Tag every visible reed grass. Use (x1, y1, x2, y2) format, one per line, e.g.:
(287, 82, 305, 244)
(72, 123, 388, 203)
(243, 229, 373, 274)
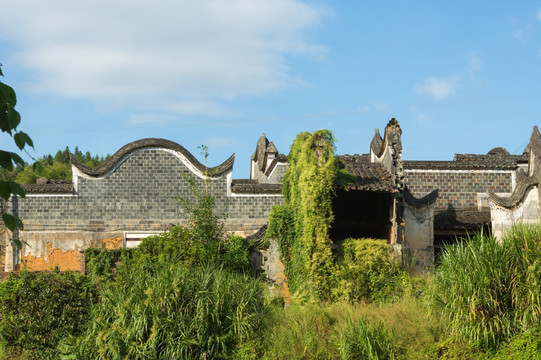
(427, 224, 541, 349)
(73, 262, 266, 359)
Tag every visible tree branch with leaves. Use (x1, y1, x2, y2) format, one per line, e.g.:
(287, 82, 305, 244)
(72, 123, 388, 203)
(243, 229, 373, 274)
(0, 65, 36, 247)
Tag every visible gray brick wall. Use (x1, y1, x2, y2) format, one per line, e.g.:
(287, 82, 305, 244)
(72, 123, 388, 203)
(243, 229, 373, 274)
(1, 149, 282, 234)
(405, 170, 513, 211)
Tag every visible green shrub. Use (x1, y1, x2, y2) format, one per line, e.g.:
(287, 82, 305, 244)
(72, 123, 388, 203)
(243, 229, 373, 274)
(335, 238, 408, 302)
(84, 247, 134, 281)
(130, 175, 251, 274)
(71, 263, 266, 360)
(489, 326, 541, 360)
(134, 226, 251, 273)
(0, 269, 96, 359)
(339, 318, 397, 360)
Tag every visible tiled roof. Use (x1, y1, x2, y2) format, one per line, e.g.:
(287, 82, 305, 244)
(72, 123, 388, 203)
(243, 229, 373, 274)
(404, 158, 517, 170)
(22, 180, 74, 194)
(405, 148, 521, 170)
(434, 209, 491, 230)
(230, 179, 282, 194)
(337, 156, 395, 192)
(338, 154, 370, 164)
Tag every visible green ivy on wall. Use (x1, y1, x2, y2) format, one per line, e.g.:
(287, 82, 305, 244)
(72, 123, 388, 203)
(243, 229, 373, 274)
(267, 130, 338, 299)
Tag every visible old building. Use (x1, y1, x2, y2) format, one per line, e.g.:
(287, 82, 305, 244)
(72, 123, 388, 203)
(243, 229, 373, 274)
(0, 119, 532, 273)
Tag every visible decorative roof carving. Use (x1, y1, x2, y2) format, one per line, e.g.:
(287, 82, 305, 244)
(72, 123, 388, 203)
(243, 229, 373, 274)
(487, 126, 541, 209)
(251, 134, 286, 174)
(488, 173, 539, 209)
(403, 185, 438, 208)
(370, 128, 383, 155)
(267, 141, 278, 154)
(488, 147, 510, 156)
(70, 138, 234, 177)
(251, 133, 269, 170)
(373, 118, 403, 158)
(385, 118, 402, 156)
(529, 126, 541, 159)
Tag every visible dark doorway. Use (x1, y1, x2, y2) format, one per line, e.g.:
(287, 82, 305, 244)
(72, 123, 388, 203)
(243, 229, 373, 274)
(330, 190, 393, 242)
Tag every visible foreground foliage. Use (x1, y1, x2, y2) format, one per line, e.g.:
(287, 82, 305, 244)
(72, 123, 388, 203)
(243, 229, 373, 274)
(0, 270, 96, 359)
(428, 225, 541, 349)
(335, 238, 411, 302)
(70, 263, 266, 360)
(0, 65, 34, 238)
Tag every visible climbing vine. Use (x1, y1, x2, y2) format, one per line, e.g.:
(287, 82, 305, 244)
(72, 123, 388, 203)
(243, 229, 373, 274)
(267, 130, 338, 299)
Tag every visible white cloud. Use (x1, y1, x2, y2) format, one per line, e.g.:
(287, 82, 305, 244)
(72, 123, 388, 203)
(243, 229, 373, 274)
(0, 0, 328, 114)
(512, 30, 524, 39)
(359, 101, 389, 113)
(126, 114, 171, 126)
(416, 113, 431, 126)
(414, 77, 460, 100)
(205, 136, 237, 148)
(467, 54, 481, 80)
(537, 9, 541, 21)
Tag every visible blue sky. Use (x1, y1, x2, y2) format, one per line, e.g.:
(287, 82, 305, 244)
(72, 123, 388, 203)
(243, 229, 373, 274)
(1, 1, 541, 178)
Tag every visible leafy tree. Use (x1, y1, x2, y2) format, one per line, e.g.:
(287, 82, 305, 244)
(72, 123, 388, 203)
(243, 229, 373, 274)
(0, 64, 35, 243)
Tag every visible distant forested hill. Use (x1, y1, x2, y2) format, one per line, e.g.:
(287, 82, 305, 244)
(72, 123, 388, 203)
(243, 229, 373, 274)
(0, 146, 110, 184)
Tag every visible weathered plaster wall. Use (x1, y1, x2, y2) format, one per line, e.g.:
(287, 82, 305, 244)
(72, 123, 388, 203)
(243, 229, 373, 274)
(404, 204, 434, 271)
(405, 170, 513, 211)
(490, 186, 541, 239)
(18, 232, 124, 271)
(251, 238, 291, 303)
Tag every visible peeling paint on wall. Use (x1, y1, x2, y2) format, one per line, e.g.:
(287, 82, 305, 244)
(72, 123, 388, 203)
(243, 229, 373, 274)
(22, 242, 81, 271)
(18, 232, 125, 271)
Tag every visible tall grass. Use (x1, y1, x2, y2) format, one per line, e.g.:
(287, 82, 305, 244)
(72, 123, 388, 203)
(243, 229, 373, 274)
(339, 318, 397, 360)
(428, 224, 541, 349)
(71, 262, 266, 360)
(260, 295, 442, 359)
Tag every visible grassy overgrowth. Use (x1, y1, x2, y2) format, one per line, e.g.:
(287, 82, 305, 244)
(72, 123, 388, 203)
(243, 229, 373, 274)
(3, 175, 541, 359)
(70, 263, 266, 359)
(427, 225, 541, 350)
(260, 295, 443, 359)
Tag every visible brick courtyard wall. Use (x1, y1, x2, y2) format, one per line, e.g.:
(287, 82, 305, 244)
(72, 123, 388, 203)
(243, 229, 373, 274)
(405, 169, 514, 211)
(0, 147, 283, 271)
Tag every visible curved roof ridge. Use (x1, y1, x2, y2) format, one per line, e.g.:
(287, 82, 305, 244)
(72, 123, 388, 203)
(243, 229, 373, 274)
(403, 185, 438, 208)
(488, 174, 539, 209)
(70, 138, 235, 177)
